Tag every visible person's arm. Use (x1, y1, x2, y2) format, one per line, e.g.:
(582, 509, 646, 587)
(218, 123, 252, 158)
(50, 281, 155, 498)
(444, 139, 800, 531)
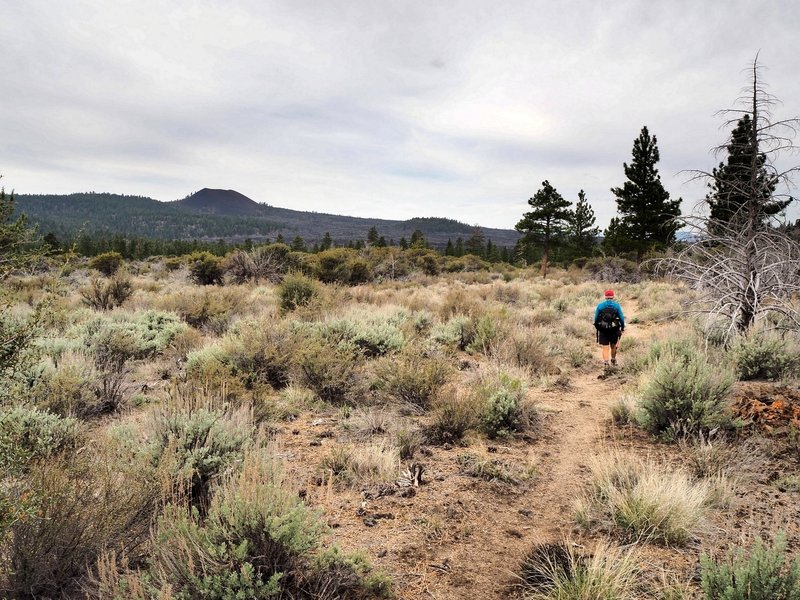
(593, 304, 600, 325)
(617, 304, 625, 331)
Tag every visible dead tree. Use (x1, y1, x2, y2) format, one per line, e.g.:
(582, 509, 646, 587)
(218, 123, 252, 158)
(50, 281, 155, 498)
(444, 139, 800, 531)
(658, 56, 800, 339)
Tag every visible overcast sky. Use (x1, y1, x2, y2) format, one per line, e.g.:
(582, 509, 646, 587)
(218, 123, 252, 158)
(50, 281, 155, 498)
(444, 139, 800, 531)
(2, 1, 799, 230)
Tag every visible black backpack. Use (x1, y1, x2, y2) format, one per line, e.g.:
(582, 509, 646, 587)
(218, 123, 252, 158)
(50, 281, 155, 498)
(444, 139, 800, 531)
(597, 305, 621, 331)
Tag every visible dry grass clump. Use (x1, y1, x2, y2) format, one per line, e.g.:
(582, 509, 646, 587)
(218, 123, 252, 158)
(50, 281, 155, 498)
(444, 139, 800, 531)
(426, 385, 482, 444)
(518, 540, 640, 600)
(575, 452, 730, 545)
(320, 443, 400, 487)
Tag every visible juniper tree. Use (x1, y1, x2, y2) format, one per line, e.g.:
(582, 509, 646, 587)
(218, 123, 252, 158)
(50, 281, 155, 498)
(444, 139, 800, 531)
(570, 190, 600, 257)
(516, 180, 572, 278)
(608, 126, 682, 261)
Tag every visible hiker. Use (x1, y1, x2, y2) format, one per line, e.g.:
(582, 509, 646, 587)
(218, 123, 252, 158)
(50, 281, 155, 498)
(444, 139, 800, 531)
(594, 289, 625, 367)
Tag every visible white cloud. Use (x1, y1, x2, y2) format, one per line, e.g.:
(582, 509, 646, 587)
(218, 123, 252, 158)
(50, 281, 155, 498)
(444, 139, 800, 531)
(2, 0, 799, 229)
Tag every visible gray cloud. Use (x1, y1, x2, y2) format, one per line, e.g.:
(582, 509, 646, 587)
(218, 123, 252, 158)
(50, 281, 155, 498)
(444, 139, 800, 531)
(2, 0, 799, 229)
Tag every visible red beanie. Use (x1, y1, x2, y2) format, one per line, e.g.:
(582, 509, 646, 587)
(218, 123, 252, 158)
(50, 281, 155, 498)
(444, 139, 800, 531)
(604, 290, 615, 298)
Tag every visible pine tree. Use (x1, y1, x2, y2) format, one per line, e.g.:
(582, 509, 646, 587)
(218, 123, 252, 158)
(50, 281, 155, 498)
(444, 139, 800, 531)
(444, 239, 454, 256)
(320, 232, 333, 251)
(570, 189, 599, 257)
(366, 226, 380, 246)
(516, 180, 572, 278)
(0, 183, 42, 279)
(409, 230, 426, 248)
(454, 237, 464, 257)
(465, 226, 485, 257)
(706, 114, 788, 234)
(609, 126, 682, 261)
(290, 236, 306, 252)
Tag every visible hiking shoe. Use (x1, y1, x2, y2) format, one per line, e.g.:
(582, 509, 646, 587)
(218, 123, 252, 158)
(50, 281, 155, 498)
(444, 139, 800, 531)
(611, 358, 617, 366)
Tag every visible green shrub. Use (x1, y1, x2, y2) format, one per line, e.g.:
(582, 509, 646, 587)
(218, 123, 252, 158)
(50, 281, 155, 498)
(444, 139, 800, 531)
(312, 316, 405, 357)
(701, 532, 800, 599)
(148, 406, 254, 509)
(88, 251, 124, 276)
(0, 406, 79, 468)
(637, 350, 734, 438)
(430, 315, 476, 351)
(277, 272, 319, 312)
(80, 311, 187, 359)
(376, 352, 451, 410)
(79, 276, 133, 310)
(187, 251, 224, 285)
(314, 247, 360, 284)
(102, 451, 389, 599)
(733, 333, 799, 381)
(479, 374, 527, 439)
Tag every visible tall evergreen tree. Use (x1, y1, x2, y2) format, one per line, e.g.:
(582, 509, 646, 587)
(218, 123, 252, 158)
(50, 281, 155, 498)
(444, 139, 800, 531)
(465, 226, 485, 257)
(706, 113, 789, 234)
(516, 180, 572, 278)
(366, 226, 380, 246)
(320, 232, 333, 251)
(608, 126, 682, 261)
(454, 237, 464, 257)
(570, 189, 599, 257)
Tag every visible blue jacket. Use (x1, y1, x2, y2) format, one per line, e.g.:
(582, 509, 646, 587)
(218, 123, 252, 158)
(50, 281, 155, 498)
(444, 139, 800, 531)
(594, 299, 625, 330)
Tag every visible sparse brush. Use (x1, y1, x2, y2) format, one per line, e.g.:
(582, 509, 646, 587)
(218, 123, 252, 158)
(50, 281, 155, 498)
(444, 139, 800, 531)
(576, 452, 729, 545)
(500, 329, 560, 376)
(80, 276, 133, 310)
(1, 450, 156, 599)
(293, 336, 363, 404)
(375, 351, 451, 411)
(346, 407, 394, 439)
(680, 433, 734, 478)
(518, 540, 640, 600)
(427, 387, 480, 444)
(701, 531, 800, 600)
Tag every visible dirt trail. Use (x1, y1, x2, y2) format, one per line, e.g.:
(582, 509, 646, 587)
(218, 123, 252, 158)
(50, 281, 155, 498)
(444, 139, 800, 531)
(394, 333, 643, 599)
(284, 316, 646, 600)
